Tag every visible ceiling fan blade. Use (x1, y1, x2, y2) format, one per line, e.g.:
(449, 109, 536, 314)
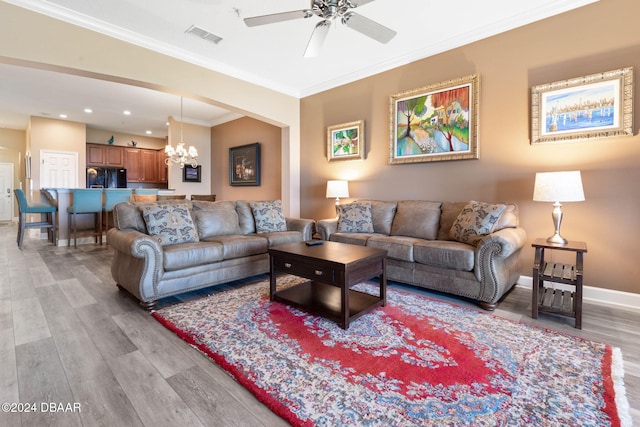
(244, 10, 310, 27)
(304, 20, 331, 58)
(342, 12, 396, 44)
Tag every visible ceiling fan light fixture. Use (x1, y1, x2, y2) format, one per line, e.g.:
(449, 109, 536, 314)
(244, 0, 394, 57)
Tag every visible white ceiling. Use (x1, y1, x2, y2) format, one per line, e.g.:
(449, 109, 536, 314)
(0, 0, 597, 138)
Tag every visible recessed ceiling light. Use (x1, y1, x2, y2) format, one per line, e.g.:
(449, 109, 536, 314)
(84, 108, 93, 113)
(166, 122, 170, 126)
(123, 110, 131, 115)
(59, 114, 67, 118)
(145, 130, 152, 135)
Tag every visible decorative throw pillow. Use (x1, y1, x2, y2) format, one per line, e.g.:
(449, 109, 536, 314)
(337, 202, 374, 233)
(250, 200, 287, 233)
(449, 201, 507, 246)
(141, 203, 199, 246)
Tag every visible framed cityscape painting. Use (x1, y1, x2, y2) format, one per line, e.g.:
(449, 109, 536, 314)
(229, 142, 260, 186)
(327, 120, 364, 161)
(531, 67, 633, 144)
(389, 74, 479, 164)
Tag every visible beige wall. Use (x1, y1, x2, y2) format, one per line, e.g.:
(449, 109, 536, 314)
(211, 117, 282, 202)
(167, 118, 211, 196)
(29, 116, 86, 191)
(0, 128, 26, 217)
(300, 0, 640, 294)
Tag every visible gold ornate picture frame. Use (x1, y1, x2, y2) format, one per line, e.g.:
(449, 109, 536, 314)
(327, 120, 364, 161)
(531, 67, 633, 144)
(389, 74, 479, 164)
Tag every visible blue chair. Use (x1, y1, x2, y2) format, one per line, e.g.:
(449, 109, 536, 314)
(14, 188, 57, 249)
(103, 189, 132, 239)
(67, 189, 104, 248)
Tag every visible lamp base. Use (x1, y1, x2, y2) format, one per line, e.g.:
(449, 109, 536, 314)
(546, 233, 568, 245)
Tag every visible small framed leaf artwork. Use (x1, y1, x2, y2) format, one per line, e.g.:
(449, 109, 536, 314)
(327, 120, 364, 161)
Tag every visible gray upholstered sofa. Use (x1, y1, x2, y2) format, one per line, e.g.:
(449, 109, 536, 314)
(107, 199, 315, 309)
(317, 200, 527, 310)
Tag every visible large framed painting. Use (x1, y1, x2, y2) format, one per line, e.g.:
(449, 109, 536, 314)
(531, 67, 633, 144)
(327, 120, 364, 161)
(229, 142, 260, 186)
(389, 74, 479, 165)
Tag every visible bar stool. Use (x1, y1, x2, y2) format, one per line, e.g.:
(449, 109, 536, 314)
(14, 188, 57, 249)
(67, 189, 103, 248)
(132, 188, 158, 203)
(103, 189, 132, 241)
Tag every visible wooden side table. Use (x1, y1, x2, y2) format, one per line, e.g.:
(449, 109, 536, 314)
(532, 238, 587, 329)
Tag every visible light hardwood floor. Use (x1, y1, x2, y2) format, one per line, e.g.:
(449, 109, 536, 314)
(1, 224, 638, 426)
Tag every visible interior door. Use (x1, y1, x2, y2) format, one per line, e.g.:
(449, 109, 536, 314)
(0, 163, 13, 221)
(40, 150, 78, 188)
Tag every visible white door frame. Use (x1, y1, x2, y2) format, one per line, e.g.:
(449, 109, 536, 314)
(0, 162, 14, 222)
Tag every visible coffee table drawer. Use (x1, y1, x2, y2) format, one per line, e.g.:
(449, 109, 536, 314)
(273, 257, 336, 284)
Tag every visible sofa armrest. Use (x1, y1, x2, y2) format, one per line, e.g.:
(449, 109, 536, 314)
(317, 218, 338, 240)
(107, 228, 164, 302)
(474, 227, 527, 304)
(285, 217, 316, 241)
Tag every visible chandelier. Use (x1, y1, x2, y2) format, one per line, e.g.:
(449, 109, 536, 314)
(165, 97, 198, 168)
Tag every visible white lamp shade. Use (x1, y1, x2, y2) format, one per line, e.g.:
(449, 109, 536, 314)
(533, 171, 585, 202)
(326, 180, 349, 199)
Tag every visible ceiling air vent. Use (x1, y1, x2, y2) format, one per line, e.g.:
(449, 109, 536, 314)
(185, 25, 223, 44)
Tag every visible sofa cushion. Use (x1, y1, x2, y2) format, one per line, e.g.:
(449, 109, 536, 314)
(163, 241, 224, 272)
(391, 201, 442, 240)
(437, 201, 468, 240)
(194, 206, 241, 238)
(413, 240, 475, 271)
(367, 235, 423, 262)
(203, 235, 268, 259)
(141, 203, 200, 246)
(113, 201, 148, 233)
(251, 200, 287, 233)
(449, 201, 507, 246)
(495, 203, 519, 230)
(359, 200, 397, 235)
(337, 202, 374, 233)
(330, 232, 373, 246)
(235, 201, 257, 234)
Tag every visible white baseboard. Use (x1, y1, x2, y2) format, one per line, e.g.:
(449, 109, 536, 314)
(517, 276, 640, 311)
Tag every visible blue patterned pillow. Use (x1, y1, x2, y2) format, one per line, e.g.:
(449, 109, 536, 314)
(141, 203, 199, 246)
(449, 201, 506, 245)
(250, 200, 287, 233)
(337, 202, 374, 233)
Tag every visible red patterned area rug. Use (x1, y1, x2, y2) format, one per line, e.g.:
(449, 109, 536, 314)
(152, 277, 631, 426)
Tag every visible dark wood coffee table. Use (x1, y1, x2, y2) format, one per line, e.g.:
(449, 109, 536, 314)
(269, 241, 387, 329)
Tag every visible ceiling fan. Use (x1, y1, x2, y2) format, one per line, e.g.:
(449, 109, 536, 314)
(244, 0, 396, 57)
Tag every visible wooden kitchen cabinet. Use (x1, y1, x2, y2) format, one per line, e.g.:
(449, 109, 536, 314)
(87, 143, 124, 167)
(124, 147, 160, 183)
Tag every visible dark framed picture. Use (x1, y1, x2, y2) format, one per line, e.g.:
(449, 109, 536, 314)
(230, 142, 260, 186)
(183, 165, 201, 182)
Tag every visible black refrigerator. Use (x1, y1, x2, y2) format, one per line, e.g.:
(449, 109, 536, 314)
(86, 167, 127, 188)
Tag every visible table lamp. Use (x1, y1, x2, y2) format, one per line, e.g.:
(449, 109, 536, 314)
(326, 180, 349, 210)
(533, 170, 584, 244)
